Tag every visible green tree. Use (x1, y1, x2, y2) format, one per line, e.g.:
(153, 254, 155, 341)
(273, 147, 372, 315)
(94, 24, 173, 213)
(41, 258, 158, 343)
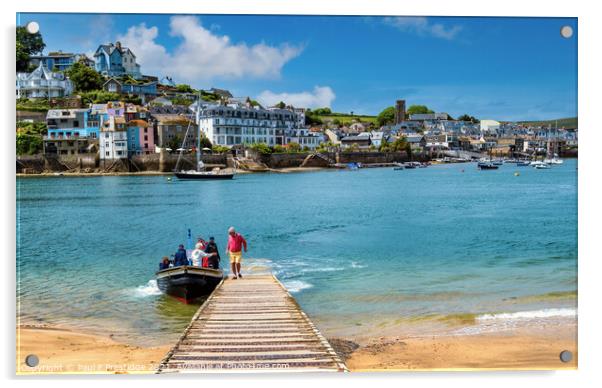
(457, 114, 479, 123)
(250, 143, 273, 155)
(377, 106, 396, 126)
(313, 107, 332, 115)
(16, 121, 47, 155)
(199, 135, 213, 150)
(66, 61, 105, 92)
(212, 145, 230, 154)
(16, 26, 46, 72)
(275, 101, 286, 109)
(407, 105, 434, 115)
(176, 84, 194, 93)
(166, 135, 183, 152)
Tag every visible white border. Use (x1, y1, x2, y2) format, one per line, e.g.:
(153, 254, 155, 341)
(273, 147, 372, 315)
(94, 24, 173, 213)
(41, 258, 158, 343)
(3, 1, 601, 387)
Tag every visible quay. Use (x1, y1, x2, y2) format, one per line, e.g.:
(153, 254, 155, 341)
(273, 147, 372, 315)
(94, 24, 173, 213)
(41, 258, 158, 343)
(157, 274, 348, 373)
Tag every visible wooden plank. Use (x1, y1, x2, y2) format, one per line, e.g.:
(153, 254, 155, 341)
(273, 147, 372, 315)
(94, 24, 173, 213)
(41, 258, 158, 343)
(157, 275, 347, 373)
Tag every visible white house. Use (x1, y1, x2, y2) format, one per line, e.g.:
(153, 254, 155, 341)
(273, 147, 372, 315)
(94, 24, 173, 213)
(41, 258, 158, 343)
(192, 101, 301, 147)
(284, 128, 324, 150)
(480, 120, 501, 133)
(99, 116, 128, 160)
(16, 62, 73, 99)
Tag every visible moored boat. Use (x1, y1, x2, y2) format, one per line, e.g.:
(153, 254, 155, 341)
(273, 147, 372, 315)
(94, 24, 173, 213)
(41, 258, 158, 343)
(175, 170, 234, 180)
(478, 162, 499, 170)
(156, 265, 224, 303)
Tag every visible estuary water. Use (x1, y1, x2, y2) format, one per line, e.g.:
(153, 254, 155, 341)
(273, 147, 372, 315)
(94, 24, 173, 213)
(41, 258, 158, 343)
(16, 160, 577, 345)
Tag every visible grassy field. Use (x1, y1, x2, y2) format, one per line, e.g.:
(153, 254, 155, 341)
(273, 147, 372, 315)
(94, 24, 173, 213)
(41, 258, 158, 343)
(317, 114, 377, 125)
(516, 117, 578, 128)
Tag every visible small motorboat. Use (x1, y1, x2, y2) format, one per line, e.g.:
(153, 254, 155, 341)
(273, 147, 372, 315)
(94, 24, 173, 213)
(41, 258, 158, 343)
(517, 160, 531, 167)
(478, 162, 499, 170)
(532, 162, 551, 169)
(156, 265, 224, 303)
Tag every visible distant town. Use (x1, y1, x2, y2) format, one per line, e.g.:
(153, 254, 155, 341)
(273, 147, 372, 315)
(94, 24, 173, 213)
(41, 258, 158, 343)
(16, 29, 578, 174)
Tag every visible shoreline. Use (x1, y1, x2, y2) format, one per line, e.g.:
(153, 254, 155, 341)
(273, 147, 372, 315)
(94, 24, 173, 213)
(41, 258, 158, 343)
(15, 166, 330, 178)
(17, 319, 577, 374)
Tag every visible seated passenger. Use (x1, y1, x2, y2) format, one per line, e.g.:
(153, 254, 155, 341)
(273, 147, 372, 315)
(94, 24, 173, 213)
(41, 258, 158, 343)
(159, 256, 171, 270)
(174, 244, 189, 267)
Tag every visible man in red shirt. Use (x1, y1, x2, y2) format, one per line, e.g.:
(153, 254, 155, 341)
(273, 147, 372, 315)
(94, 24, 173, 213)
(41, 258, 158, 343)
(226, 226, 247, 279)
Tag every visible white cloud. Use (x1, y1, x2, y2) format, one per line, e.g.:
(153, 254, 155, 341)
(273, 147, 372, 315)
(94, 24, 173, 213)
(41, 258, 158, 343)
(115, 16, 302, 84)
(257, 86, 336, 109)
(383, 17, 462, 40)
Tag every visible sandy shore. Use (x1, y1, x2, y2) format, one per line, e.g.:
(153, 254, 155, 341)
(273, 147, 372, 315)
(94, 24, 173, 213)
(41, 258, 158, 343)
(17, 323, 576, 374)
(16, 326, 170, 374)
(344, 327, 577, 371)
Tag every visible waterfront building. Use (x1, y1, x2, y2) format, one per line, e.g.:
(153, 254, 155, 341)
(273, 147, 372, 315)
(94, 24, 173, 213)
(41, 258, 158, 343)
(127, 119, 155, 155)
(293, 108, 306, 128)
(29, 51, 94, 72)
(192, 101, 299, 147)
(16, 63, 73, 99)
(341, 135, 372, 149)
(44, 108, 102, 156)
(151, 114, 197, 148)
(103, 78, 157, 103)
(423, 134, 450, 150)
(99, 116, 128, 160)
(46, 109, 101, 139)
(94, 41, 142, 79)
(283, 128, 324, 150)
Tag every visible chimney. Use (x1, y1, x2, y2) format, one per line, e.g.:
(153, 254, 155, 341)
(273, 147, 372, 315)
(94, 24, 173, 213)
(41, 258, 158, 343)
(115, 41, 122, 50)
(394, 99, 406, 124)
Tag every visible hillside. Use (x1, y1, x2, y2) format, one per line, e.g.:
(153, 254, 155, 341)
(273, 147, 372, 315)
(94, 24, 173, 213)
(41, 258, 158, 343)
(316, 113, 377, 126)
(516, 117, 578, 129)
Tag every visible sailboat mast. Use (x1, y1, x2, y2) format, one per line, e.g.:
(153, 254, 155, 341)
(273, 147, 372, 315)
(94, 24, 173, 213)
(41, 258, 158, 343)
(196, 90, 201, 172)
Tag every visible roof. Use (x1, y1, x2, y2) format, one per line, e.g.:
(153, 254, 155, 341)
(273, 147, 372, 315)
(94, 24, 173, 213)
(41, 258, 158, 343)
(151, 114, 194, 125)
(127, 119, 150, 127)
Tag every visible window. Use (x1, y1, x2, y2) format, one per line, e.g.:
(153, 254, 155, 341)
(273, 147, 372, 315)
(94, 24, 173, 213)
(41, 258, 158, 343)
(106, 151, 110, 156)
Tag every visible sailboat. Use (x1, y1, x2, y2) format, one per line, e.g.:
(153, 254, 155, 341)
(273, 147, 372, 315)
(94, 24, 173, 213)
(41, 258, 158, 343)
(173, 112, 234, 180)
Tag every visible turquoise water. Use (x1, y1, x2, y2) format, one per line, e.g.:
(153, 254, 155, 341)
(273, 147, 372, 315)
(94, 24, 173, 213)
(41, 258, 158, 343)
(16, 160, 577, 345)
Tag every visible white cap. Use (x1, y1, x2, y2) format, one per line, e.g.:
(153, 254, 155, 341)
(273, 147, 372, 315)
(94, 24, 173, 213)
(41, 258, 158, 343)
(228, 226, 235, 233)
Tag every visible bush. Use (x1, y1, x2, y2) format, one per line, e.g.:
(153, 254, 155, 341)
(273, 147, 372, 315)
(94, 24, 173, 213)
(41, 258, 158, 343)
(249, 143, 273, 155)
(212, 145, 230, 154)
(16, 121, 47, 155)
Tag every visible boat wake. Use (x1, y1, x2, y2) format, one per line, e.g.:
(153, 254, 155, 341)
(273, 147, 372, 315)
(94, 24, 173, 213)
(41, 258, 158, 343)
(132, 280, 162, 297)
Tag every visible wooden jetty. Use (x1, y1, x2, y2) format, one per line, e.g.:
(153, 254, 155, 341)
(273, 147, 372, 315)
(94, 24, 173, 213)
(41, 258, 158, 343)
(157, 274, 348, 373)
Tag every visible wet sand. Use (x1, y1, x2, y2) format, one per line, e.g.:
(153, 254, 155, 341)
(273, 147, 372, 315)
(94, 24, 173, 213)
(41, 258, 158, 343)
(16, 326, 170, 374)
(345, 326, 577, 371)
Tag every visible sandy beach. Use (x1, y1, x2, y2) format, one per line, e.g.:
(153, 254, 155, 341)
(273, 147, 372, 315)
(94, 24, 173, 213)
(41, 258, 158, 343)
(344, 326, 577, 371)
(16, 326, 170, 374)
(17, 322, 576, 374)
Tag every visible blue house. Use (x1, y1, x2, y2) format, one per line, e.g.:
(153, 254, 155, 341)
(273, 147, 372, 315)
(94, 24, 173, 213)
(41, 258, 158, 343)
(94, 41, 142, 79)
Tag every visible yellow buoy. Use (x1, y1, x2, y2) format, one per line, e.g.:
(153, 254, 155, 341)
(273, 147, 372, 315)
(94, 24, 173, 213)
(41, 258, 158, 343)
(514, 172, 520, 176)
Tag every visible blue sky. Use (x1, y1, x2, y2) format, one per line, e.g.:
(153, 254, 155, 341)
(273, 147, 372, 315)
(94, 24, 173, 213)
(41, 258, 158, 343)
(17, 13, 577, 121)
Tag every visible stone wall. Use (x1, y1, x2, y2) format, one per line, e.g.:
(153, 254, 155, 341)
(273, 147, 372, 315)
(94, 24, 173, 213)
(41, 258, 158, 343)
(257, 151, 415, 168)
(17, 153, 227, 173)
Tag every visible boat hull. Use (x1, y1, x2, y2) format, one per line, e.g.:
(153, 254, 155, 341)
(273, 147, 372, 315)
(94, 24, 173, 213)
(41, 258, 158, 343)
(175, 172, 234, 180)
(156, 266, 224, 303)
